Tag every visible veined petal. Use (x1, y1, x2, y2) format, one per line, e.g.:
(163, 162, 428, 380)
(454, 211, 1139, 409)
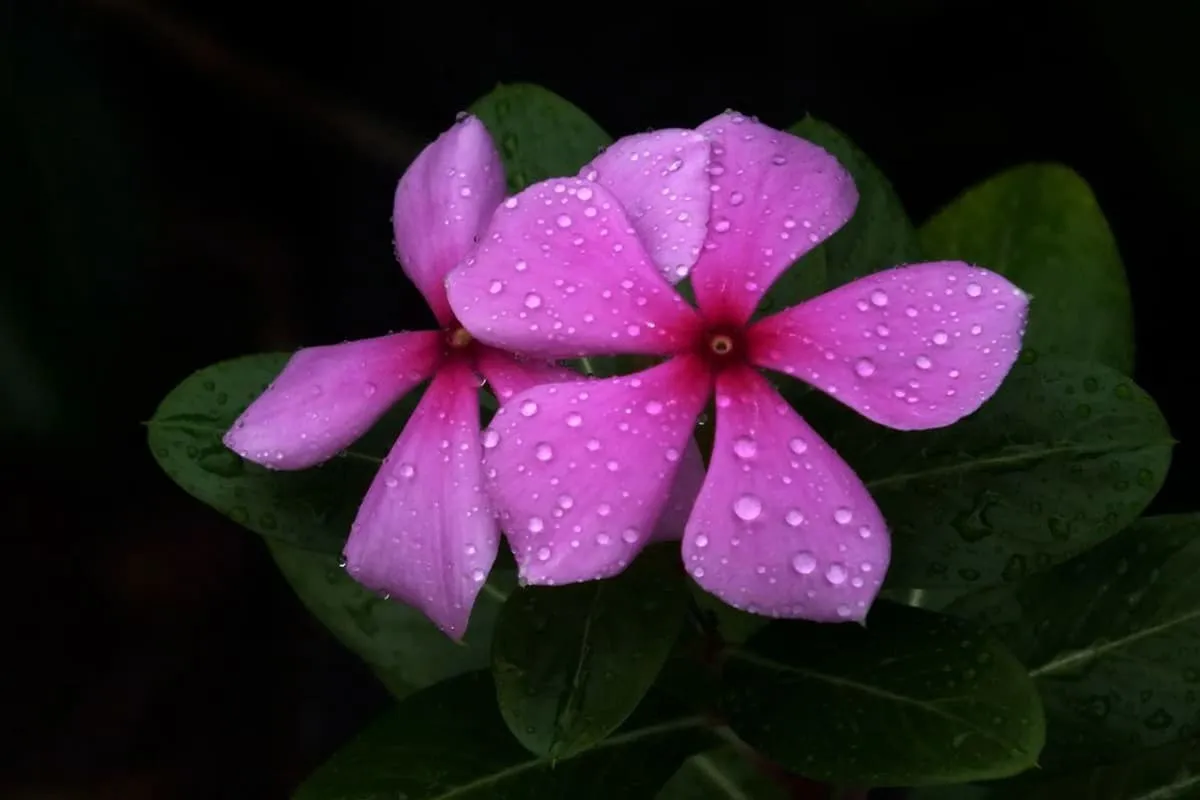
(649, 438, 706, 543)
(691, 112, 858, 325)
(224, 331, 442, 469)
(683, 366, 889, 622)
(749, 262, 1030, 431)
(445, 177, 700, 359)
(394, 115, 506, 325)
(580, 129, 711, 284)
(475, 345, 582, 404)
(342, 359, 500, 639)
(481, 356, 710, 585)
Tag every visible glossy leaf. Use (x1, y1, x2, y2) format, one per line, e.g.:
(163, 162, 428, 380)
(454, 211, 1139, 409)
(788, 116, 924, 289)
(266, 541, 511, 700)
(920, 163, 1134, 372)
(470, 83, 611, 194)
(912, 738, 1200, 799)
(147, 353, 421, 554)
(721, 602, 1045, 786)
(294, 671, 714, 800)
(792, 355, 1173, 591)
(492, 544, 689, 758)
(656, 746, 787, 800)
(949, 514, 1200, 770)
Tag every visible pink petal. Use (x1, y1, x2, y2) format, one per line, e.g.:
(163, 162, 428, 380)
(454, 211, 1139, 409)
(749, 262, 1030, 431)
(481, 356, 711, 584)
(393, 115, 506, 325)
(690, 112, 858, 325)
(342, 359, 499, 639)
(444, 178, 701, 359)
(224, 332, 442, 469)
(682, 366, 889, 622)
(474, 345, 583, 404)
(580, 129, 711, 284)
(649, 438, 706, 543)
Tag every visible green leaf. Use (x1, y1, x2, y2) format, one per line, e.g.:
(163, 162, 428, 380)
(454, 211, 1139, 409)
(755, 245, 828, 319)
(919, 164, 1134, 372)
(265, 540, 511, 700)
(788, 117, 924, 288)
(792, 355, 1173, 592)
(912, 738, 1200, 800)
(720, 602, 1044, 786)
(492, 544, 689, 758)
(470, 83, 611, 194)
(948, 514, 1200, 771)
(147, 353, 420, 554)
(656, 746, 787, 799)
(294, 671, 715, 800)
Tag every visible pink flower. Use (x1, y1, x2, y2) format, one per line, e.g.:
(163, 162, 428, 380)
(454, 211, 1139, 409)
(446, 112, 1029, 622)
(223, 116, 583, 637)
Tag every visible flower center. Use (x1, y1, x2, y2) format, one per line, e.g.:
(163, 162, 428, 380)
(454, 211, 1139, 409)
(447, 327, 473, 349)
(697, 325, 746, 369)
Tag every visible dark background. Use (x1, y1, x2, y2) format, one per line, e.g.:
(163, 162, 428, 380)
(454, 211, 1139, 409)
(3, 0, 1195, 796)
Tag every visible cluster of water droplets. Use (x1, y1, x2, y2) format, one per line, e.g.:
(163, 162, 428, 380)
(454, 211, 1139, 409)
(683, 387, 886, 622)
(753, 264, 1029, 428)
(697, 113, 854, 301)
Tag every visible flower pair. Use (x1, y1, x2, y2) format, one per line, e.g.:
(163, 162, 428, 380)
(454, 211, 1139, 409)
(227, 111, 1028, 637)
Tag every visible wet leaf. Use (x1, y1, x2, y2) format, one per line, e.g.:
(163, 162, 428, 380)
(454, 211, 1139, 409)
(492, 544, 689, 758)
(793, 355, 1173, 592)
(721, 602, 1044, 786)
(470, 83, 611, 194)
(266, 541, 511, 700)
(294, 672, 714, 799)
(949, 514, 1200, 771)
(920, 164, 1134, 372)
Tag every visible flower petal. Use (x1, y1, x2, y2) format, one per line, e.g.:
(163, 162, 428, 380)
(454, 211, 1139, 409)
(580, 129, 711, 284)
(691, 112, 858, 325)
(224, 332, 442, 469)
(342, 359, 499, 639)
(445, 177, 700, 359)
(749, 262, 1030, 431)
(394, 115, 506, 325)
(682, 366, 889, 622)
(481, 356, 710, 584)
(649, 438, 706, 543)
(475, 345, 582, 404)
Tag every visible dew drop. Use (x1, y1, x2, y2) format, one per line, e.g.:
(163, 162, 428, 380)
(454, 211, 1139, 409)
(398, 463, 415, 478)
(644, 400, 664, 415)
(785, 509, 805, 527)
(482, 429, 500, 448)
(556, 213, 573, 228)
(528, 517, 544, 533)
(488, 280, 503, 295)
(966, 282, 982, 297)
(566, 412, 583, 427)
(523, 292, 543, 309)
(870, 290, 889, 307)
(520, 400, 539, 417)
(789, 437, 808, 455)
(825, 562, 848, 585)
(535, 442, 553, 461)
(834, 507, 853, 525)
(695, 534, 709, 548)
(791, 551, 817, 575)
(621, 528, 640, 544)
(536, 546, 552, 561)
(932, 330, 949, 346)
(733, 494, 762, 521)
(733, 436, 757, 459)
(855, 358, 876, 377)
(915, 355, 932, 370)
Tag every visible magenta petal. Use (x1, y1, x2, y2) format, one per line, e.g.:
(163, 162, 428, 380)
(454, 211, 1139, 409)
(682, 367, 889, 622)
(749, 262, 1030, 431)
(691, 112, 858, 325)
(481, 356, 711, 584)
(223, 332, 442, 469)
(445, 178, 700, 359)
(475, 346, 582, 404)
(649, 438, 706, 543)
(394, 115, 506, 325)
(342, 359, 500, 639)
(580, 129, 711, 284)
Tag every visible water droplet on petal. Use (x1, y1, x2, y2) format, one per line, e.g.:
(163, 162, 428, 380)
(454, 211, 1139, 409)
(536, 546, 552, 561)
(855, 358, 876, 377)
(789, 437, 808, 455)
(870, 290, 889, 307)
(791, 551, 817, 575)
(482, 429, 500, 448)
(398, 463, 415, 478)
(786, 509, 804, 527)
(621, 528, 639, 544)
(915, 355, 932, 370)
(733, 494, 762, 521)
(644, 400, 663, 415)
(520, 400, 539, 417)
(528, 517, 544, 533)
(733, 436, 757, 459)
(966, 282, 982, 297)
(535, 442, 553, 461)
(524, 292, 543, 309)
(834, 507, 853, 525)
(825, 562, 848, 585)
(556, 214, 573, 228)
